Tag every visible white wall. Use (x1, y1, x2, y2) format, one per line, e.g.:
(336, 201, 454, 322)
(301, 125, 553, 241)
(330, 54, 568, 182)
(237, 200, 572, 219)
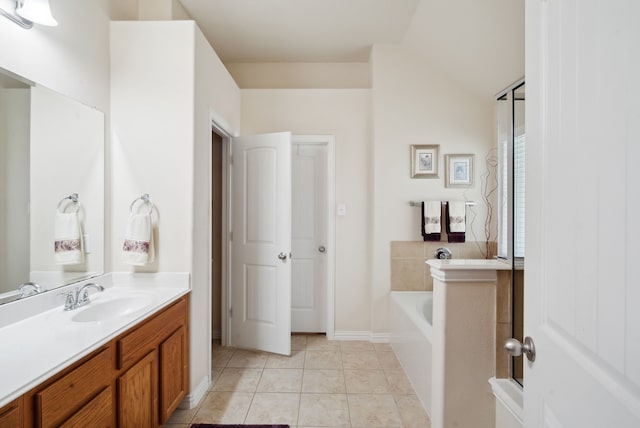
(226, 62, 371, 89)
(370, 44, 495, 333)
(241, 89, 372, 332)
(192, 23, 240, 398)
(0, 0, 112, 113)
(111, 20, 241, 403)
(110, 21, 195, 274)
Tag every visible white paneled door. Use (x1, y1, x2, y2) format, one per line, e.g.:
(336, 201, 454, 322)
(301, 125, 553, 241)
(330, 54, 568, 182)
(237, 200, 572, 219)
(291, 143, 328, 332)
(525, 0, 640, 426)
(230, 132, 292, 356)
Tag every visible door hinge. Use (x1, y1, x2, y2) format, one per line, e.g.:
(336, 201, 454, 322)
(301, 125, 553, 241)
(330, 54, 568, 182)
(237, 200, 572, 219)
(229, 307, 233, 318)
(229, 231, 233, 242)
(229, 154, 233, 165)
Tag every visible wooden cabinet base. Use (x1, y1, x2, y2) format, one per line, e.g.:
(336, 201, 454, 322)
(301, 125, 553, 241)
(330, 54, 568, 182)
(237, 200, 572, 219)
(12, 294, 189, 428)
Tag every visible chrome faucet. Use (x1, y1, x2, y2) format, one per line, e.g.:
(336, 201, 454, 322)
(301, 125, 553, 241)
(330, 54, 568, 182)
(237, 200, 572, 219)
(18, 282, 41, 298)
(62, 283, 105, 311)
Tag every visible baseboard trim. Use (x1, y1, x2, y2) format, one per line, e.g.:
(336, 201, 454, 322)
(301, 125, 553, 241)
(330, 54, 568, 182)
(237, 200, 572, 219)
(333, 330, 390, 343)
(370, 332, 391, 343)
(180, 375, 209, 409)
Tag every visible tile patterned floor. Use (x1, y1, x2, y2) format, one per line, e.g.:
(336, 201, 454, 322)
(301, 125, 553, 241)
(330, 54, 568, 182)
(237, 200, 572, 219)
(165, 334, 431, 428)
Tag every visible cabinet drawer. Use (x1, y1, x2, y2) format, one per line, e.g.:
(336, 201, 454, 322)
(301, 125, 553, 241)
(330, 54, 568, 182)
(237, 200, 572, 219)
(117, 298, 186, 369)
(0, 398, 22, 427)
(60, 387, 112, 428)
(35, 348, 110, 428)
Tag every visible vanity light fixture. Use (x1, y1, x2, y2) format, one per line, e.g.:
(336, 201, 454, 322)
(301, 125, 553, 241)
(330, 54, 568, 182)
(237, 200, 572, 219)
(0, 0, 57, 29)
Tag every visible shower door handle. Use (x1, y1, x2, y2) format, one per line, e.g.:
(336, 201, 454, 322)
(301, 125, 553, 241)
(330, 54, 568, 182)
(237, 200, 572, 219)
(504, 336, 536, 362)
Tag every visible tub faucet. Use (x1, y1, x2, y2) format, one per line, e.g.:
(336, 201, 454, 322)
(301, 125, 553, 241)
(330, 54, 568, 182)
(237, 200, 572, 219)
(434, 247, 452, 259)
(18, 282, 41, 298)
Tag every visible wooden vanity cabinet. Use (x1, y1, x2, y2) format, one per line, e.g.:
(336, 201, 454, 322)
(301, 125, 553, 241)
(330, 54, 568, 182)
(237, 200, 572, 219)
(11, 294, 189, 428)
(116, 297, 188, 425)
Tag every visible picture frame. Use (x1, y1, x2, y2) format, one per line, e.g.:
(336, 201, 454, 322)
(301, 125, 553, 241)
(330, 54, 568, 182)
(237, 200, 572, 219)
(445, 154, 474, 188)
(410, 145, 439, 178)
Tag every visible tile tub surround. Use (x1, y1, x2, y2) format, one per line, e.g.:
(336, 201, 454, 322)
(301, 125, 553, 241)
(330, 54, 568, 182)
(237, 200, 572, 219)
(0, 272, 190, 408)
(390, 242, 512, 379)
(390, 241, 494, 292)
(165, 336, 431, 427)
(496, 270, 513, 378)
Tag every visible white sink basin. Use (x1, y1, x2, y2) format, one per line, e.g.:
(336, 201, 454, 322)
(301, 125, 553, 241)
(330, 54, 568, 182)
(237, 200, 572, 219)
(71, 296, 153, 323)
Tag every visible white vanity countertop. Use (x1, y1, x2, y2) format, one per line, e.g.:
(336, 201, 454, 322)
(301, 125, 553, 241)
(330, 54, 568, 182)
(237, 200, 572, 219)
(0, 273, 189, 408)
(427, 259, 512, 270)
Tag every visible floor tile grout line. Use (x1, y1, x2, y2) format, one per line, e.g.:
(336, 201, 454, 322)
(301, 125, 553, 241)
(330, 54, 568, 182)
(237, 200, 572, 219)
(201, 337, 427, 427)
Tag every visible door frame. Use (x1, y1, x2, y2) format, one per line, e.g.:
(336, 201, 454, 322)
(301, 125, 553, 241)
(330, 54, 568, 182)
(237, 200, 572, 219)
(292, 135, 336, 339)
(208, 119, 232, 351)
(219, 133, 336, 344)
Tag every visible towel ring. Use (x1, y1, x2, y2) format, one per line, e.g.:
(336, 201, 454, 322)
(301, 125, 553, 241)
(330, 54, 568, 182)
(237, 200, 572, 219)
(57, 193, 81, 213)
(129, 193, 154, 215)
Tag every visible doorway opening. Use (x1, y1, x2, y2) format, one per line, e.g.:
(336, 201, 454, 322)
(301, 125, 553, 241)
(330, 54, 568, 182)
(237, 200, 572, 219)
(214, 133, 336, 356)
(291, 137, 335, 335)
(211, 131, 224, 343)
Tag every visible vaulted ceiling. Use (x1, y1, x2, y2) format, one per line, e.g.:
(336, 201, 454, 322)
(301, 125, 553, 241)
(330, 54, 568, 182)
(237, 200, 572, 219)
(178, 0, 524, 98)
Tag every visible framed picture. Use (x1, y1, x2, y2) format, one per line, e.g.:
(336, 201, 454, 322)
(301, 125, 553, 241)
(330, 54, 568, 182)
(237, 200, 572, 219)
(445, 154, 474, 187)
(410, 145, 439, 178)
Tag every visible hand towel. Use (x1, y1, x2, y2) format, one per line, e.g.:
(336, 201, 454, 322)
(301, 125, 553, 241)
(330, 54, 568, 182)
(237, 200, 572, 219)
(121, 213, 155, 266)
(446, 201, 466, 242)
(54, 212, 84, 265)
(421, 201, 441, 241)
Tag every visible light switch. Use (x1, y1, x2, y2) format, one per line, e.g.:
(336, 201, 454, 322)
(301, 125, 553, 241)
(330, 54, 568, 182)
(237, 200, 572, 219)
(337, 203, 346, 217)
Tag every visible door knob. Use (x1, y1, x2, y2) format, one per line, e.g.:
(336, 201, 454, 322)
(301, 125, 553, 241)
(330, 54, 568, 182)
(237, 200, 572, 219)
(277, 252, 288, 262)
(318, 246, 326, 253)
(504, 336, 536, 362)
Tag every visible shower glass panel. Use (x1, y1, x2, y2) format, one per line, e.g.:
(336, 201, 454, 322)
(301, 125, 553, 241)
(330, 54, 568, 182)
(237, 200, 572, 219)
(497, 80, 525, 386)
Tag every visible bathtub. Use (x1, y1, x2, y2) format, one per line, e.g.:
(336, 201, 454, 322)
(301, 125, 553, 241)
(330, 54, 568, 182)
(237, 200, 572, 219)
(390, 291, 433, 416)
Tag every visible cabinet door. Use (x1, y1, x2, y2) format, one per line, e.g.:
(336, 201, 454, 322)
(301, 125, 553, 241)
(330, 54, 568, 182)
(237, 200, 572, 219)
(159, 326, 187, 423)
(0, 398, 22, 427)
(118, 351, 157, 428)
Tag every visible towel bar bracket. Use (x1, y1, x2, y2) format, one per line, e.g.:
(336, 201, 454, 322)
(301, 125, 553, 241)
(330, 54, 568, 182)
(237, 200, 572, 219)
(56, 193, 81, 213)
(129, 193, 155, 215)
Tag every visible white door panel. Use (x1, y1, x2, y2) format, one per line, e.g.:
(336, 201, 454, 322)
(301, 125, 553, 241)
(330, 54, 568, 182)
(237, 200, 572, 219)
(231, 132, 292, 356)
(291, 143, 327, 332)
(525, 0, 640, 425)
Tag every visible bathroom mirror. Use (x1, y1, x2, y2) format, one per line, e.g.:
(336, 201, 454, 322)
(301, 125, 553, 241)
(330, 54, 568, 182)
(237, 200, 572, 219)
(0, 67, 104, 305)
